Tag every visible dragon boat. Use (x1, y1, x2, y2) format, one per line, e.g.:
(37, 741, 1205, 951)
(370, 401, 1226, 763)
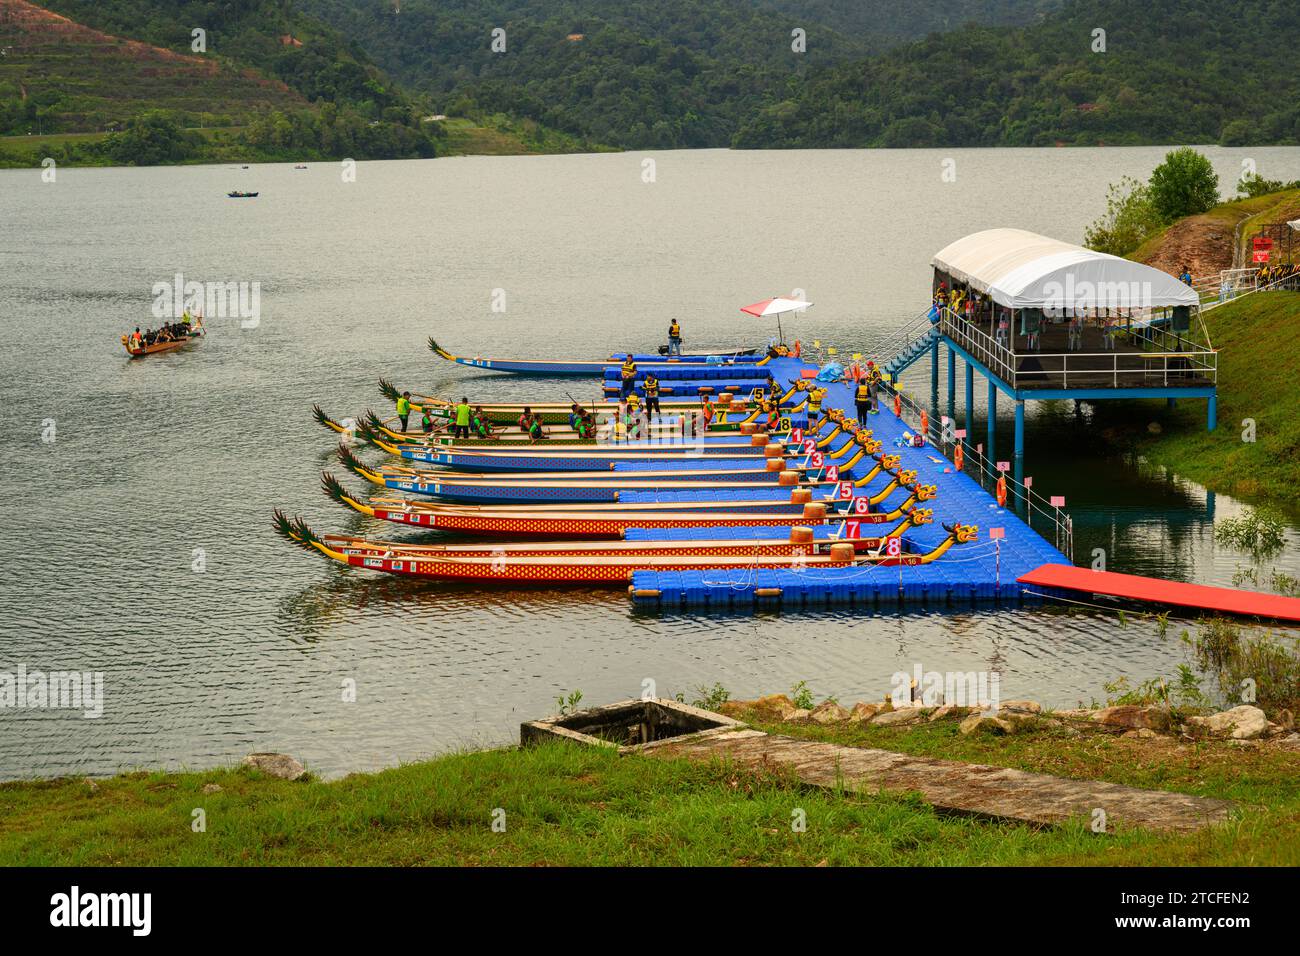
(275, 511, 977, 583)
(321, 472, 936, 536)
(122, 324, 204, 358)
(429, 338, 761, 377)
(376, 378, 810, 426)
(333, 439, 927, 507)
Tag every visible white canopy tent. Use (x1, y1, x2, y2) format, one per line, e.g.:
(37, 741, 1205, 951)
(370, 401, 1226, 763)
(931, 228, 1199, 311)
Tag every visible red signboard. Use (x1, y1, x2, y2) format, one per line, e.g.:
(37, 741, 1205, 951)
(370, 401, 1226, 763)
(1253, 236, 1274, 249)
(1253, 250, 1271, 263)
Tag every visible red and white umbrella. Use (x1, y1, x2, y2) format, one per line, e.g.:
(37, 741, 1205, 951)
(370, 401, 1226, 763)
(740, 297, 813, 343)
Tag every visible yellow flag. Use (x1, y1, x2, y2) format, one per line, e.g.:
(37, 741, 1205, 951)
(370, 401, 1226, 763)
(827, 347, 837, 355)
(812, 340, 821, 348)
(852, 353, 862, 360)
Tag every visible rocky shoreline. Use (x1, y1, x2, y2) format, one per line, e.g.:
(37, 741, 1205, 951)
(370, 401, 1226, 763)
(721, 694, 1299, 748)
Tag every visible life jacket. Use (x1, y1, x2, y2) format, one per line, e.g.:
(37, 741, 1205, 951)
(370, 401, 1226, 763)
(621, 360, 636, 380)
(856, 382, 869, 403)
(455, 403, 471, 426)
(643, 376, 659, 397)
(669, 321, 680, 337)
(397, 397, 411, 416)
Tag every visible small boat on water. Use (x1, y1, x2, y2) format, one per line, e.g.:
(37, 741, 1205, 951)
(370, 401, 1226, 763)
(227, 190, 259, 198)
(429, 338, 761, 377)
(294, 165, 307, 170)
(121, 323, 204, 358)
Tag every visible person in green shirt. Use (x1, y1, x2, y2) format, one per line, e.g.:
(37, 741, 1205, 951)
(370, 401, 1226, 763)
(397, 392, 412, 432)
(453, 396, 472, 440)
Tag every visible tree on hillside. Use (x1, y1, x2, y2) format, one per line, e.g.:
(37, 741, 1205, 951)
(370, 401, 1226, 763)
(1084, 175, 1162, 256)
(103, 111, 194, 166)
(1148, 147, 1220, 223)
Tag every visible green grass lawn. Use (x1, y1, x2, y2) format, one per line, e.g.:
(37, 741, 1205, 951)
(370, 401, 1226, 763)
(3, 712, 1297, 866)
(1092, 291, 1300, 508)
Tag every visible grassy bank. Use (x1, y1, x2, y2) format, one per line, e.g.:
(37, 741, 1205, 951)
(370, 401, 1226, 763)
(0, 115, 602, 169)
(1092, 291, 1300, 507)
(4, 712, 1298, 866)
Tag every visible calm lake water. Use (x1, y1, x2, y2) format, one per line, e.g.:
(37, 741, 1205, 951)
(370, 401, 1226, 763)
(2, 146, 1299, 780)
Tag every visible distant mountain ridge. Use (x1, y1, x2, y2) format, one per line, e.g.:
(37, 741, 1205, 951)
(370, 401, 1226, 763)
(733, 0, 1300, 147)
(297, 0, 1064, 148)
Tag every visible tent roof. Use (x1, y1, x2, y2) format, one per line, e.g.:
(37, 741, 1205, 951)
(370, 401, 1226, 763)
(931, 228, 1199, 310)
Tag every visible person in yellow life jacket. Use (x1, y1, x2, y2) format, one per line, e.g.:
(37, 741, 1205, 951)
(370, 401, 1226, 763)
(855, 376, 871, 427)
(453, 396, 472, 440)
(642, 372, 661, 417)
(620, 353, 637, 399)
(396, 392, 412, 432)
(668, 320, 682, 356)
(807, 386, 825, 419)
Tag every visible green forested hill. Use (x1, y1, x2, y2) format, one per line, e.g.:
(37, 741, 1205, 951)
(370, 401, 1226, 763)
(733, 0, 1300, 148)
(297, 0, 1062, 148)
(0, 0, 439, 162)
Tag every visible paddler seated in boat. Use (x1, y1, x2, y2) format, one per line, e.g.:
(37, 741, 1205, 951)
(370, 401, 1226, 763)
(472, 406, 498, 440)
(569, 403, 586, 430)
(420, 409, 434, 434)
(620, 352, 637, 399)
(518, 408, 547, 443)
(397, 392, 412, 432)
(642, 372, 661, 418)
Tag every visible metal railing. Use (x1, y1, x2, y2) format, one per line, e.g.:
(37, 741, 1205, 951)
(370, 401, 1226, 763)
(938, 308, 1217, 390)
(886, 381, 1074, 560)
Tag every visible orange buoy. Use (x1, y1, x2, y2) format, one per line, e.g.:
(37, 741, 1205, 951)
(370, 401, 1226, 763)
(996, 474, 1008, 508)
(893, 393, 902, 417)
(954, 442, 964, 471)
(919, 409, 929, 439)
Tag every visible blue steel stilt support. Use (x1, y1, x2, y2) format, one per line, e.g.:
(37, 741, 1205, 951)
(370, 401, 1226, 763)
(946, 346, 956, 423)
(986, 377, 996, 464)
(1207, 394, 1217, 431)
(930, 336, 939, 409)
(964, 360, 974, 440)
(1014, 400, 1026, 516)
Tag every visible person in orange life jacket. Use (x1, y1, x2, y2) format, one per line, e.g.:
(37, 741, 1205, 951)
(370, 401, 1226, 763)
(642, 372, 661, 417)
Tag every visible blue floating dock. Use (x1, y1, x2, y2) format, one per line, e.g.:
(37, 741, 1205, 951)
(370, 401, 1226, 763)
(625, 356, 1070, 611)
